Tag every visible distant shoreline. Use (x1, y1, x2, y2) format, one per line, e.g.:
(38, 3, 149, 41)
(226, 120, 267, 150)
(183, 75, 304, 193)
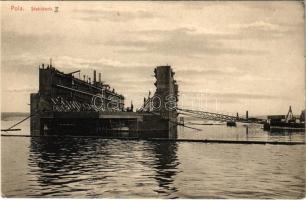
(2, 112, 298, 121)
(0, 112, 270, 119)
(1, 112, 30, 120)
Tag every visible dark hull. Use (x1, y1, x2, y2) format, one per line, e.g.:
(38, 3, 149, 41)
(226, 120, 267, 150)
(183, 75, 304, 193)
(32, 111, 177, 138)
(30, 65, 178, 139)
(264, 121, 305, 131)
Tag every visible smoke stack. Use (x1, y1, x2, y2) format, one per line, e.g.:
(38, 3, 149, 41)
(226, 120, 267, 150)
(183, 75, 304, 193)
(99, 73, 101, 82)
(246, 111, 248, 119)
(93, 70, 96, 83)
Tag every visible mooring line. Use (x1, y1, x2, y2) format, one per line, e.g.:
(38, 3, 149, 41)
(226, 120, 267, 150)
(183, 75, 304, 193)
(1, 111, 39, 132)
(1, 134, 304, 145)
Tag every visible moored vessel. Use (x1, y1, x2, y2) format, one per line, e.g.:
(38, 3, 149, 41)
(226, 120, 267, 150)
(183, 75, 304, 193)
(263, 106, 305, 131)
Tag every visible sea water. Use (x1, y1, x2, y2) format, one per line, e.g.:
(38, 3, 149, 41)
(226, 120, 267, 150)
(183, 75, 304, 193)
(1, 114, 305, 198)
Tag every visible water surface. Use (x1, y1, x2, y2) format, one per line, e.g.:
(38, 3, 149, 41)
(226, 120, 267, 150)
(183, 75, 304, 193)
(1, 116, 305, 198)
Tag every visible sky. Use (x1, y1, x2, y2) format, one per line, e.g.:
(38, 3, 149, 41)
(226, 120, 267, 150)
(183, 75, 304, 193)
(1, 1, 305, 116)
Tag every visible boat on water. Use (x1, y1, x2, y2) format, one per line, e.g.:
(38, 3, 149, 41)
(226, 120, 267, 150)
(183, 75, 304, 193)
(263, 106, 305, 131)
(226, 121, 237, 127)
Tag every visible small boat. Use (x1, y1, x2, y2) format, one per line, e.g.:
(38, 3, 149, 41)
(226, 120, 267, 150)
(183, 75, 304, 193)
(226, 121, 236, 127)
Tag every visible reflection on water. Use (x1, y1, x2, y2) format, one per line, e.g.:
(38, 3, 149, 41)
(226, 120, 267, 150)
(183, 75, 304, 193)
(1, 117, 305, 198)
(151, 142, 179, 196)
(24, 137, 179, 198)
(2, 136, 305, 198)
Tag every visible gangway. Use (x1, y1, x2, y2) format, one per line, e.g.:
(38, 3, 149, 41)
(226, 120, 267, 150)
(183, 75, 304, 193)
(177, 108, 264, 124)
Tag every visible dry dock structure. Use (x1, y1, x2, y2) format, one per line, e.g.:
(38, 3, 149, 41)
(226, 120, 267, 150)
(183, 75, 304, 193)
(30, 63, 179, 138)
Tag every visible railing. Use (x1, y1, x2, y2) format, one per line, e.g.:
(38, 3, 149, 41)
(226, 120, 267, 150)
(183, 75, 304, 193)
(178, 108, 263, 123)
(137, 97, 152, 112)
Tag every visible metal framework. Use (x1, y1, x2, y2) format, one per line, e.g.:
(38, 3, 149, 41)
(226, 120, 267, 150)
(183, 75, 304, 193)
(137, 97, 152, 112)
(178, 108, 264, 124)
(178, 108, 239, 122)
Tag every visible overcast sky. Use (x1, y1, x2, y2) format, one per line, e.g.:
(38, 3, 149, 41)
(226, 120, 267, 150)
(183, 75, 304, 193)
(1, 1, 304, 116)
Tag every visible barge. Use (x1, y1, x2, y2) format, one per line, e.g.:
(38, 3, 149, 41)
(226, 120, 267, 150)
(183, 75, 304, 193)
(263, 106, 305, 132)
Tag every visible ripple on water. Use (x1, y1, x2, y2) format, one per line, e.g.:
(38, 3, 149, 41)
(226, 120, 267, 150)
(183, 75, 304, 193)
(1, 136, 305, 198)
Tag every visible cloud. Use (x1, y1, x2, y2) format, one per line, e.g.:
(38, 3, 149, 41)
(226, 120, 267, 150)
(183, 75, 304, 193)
(176, 67, 244, 77)
(1, 30, 72, 59)
(231, 21, 283, 31)
(228, 20, 301, 40)
(1, 1, 304, 114)
(105, 28, 264, 57)
(179, 91, 287, 101)
(2, 53, 150, 73)
(1, 53, 156, 99)
(74, 9, 159, 22)
(1, 53, 46, 76)
(4, 87, 37, 93)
